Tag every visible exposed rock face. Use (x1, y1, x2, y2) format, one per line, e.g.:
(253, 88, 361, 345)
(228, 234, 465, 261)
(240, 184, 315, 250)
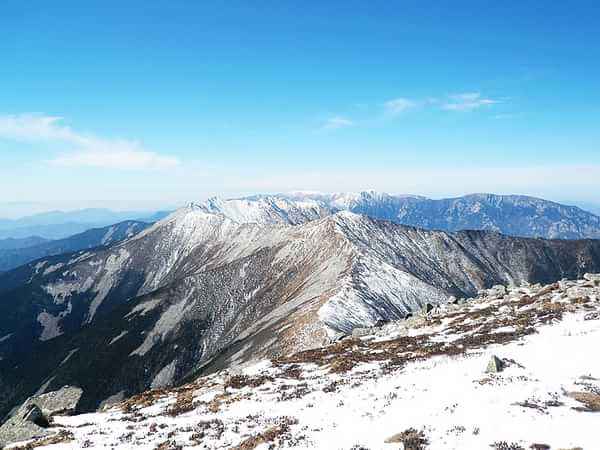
(0, 402, 52, 448)
(1, 209, 600, 420)
(0, 386, 82, 447)
(33, 386, 83, 417)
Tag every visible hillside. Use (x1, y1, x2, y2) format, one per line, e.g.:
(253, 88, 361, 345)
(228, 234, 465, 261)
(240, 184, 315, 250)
(0, 221, 149, 272)
(3, 274, 599, 449)
(1, 208, 600, 419)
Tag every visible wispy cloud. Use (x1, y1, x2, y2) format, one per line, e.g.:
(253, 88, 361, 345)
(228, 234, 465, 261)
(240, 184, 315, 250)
(322, 116, 355, 130)
(0, 114, 179, 170)
(441, 92, 499, 111)
(325, 91, 501, 129)
(383, 98, 417, 115)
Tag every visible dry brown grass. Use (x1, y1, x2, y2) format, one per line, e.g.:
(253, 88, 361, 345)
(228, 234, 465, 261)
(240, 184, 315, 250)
(10, 430, 74, 450)
(167, 389, 196, 416)
(225, 374, 274, 390)
(384, 428, 428, 450)
(567, 391, 600, 412)
(230, 417, 298, 450)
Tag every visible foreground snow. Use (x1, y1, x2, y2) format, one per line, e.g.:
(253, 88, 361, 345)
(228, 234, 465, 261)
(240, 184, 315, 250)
(11, 278, 600, 449)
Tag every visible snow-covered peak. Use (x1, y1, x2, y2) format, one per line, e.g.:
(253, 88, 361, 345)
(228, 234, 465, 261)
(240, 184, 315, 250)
(195, 191, 600, 239)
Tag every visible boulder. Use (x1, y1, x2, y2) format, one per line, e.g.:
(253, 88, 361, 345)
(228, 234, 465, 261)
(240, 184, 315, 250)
(583, 273, 600, 285)
(404, 316, 426, 329)
(566, 287, 589, 300)
(421, 303, 434, 314)
(0, 402, 52, 448)
(485, 355, 505, 373)
(326, 331, 348, 345)
(0, 386, 82, 448)
(498, 305, 512, 315)
(351, 327, 373, 338)
(491, 284, 507, 297)
(33, 386, 83, 417)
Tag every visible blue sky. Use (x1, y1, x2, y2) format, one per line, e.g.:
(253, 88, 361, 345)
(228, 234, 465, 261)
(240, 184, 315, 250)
(1, 1, 599, 214)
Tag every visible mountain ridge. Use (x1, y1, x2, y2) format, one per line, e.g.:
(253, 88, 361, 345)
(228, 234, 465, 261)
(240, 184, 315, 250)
(0, 220, 150, 272)
(2, 207, 600, 418)
(215, 191, 600, 239)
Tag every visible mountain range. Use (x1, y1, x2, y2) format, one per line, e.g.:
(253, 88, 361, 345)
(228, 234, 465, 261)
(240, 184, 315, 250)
(2, 198, 600, 419)
(199, 192, 600, 239)
(0, 209, 170, 240)
(0, 221, 150, 272)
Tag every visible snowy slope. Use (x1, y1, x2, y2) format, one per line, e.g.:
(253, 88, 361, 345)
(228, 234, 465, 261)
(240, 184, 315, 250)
(10, 275, 600, 450)
(2, 208, 600, 420)
(201, 191, 600, 239)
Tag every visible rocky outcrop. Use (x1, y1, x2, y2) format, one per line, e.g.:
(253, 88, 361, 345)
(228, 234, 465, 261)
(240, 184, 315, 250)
(0, 386, 82, 448)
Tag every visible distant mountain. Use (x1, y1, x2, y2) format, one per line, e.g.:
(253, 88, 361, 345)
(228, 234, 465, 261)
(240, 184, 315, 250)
(0, 221, 149, 272)
(0, 208, 165, 240)
(0, 236, 48, 251)
(1, 207, 600, 417)
(202, 192, 600, 239)
(573, 201, 600, 216)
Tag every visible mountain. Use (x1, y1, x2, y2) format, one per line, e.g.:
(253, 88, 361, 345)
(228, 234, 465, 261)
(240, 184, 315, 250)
(0, 221, 150, 272)
(7, 275, 599, 449)
(197, 196, 330, 224)
(573, 201, 600, 216)
(0, 208, 165, 240)
(0, 236, 48, 251)
(205, 192, 600, 239)
(1, 207, 600, 418)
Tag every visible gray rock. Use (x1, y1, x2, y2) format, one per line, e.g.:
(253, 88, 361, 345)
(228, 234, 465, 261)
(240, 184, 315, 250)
(566, 287, 589, 300)
(404, 316, 427, 328)
(485, 355, 505, 373)
(498, 305, 512, 315)
(351, 327, 373, 338)
(0, 386, 82, 448)
(326, 331, 348, 344)
(491, 284, 507, 296)
(421, 303, 434, 314)
(584, 273, 600, 285)
(0, 402, 52, 448)
(33, 386, 83, 417)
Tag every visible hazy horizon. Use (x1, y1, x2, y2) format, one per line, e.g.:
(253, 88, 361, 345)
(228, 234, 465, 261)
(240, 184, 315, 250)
(2, 2, 599, 211)
(1, 190, 600, 220)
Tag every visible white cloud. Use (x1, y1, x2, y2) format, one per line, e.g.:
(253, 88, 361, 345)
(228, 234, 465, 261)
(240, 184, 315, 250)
(384, 98, 417, 115)
(51, 148, 179, 170)
(322, 116, 355, 130)
(0, 114, 80, 142)
(0, 114, 179, 170)
(442, 92, 499, 111)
